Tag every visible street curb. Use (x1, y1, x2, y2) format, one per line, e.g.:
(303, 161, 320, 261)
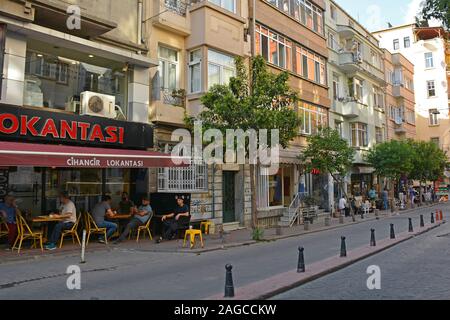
(206, 220, 445, 300)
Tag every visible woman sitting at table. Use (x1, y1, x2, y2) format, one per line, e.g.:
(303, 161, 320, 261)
(45, 192, 77, 251)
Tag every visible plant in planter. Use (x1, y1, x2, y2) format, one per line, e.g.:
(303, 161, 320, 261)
(171, 88, 186, 107)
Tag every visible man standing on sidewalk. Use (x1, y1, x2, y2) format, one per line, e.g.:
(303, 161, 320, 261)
(338, 196, 348, 217)
(382, 188, 389, 210)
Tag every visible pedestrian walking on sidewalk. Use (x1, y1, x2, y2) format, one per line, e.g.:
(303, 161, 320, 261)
(382, 188, 389, 210)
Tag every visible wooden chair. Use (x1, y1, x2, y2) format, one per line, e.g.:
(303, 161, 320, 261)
(0, 219, 8, 239)
(84, 212, 107, 246)
(13, 214, 43, 254)
(136, 217, 153, 242)
(59, 213, 81, 248)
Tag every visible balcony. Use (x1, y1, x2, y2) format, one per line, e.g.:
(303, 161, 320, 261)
(335, 99, 365, 118)
(161, 88, 185, 107)
(152, 0, 191, 36)
(395, 123, 407, 135)
(338, 52, 385, 83)
(337, 25, 358, 38)
(393, 83, 407, 97)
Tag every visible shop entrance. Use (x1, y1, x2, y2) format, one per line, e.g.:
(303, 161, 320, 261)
(223, 171, 236, 223)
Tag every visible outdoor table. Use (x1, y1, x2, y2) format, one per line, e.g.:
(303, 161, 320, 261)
(32, 215, 65, 241)
(107, 214, 132, 236)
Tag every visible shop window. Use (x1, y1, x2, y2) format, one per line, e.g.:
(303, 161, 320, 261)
(207, 49, 236, 88)
(189, 49, 202, 94)
(24, 46, 128, 115)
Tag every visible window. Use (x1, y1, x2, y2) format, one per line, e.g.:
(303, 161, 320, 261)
(375, 127, 384, 144)
(353, 78, 364, 103)
(372, 86, 384, 109)
(188, 49, 202, 93)
(406, 110, 415, 124)
(425, 52, 434, 68)
(256, 25, 292, 71)
(159, 46, 178, 91)
(404, 37, 410, 48)
(298, 102, 328, 135)
(328, 31, 338, 51)
(330, 4, 337, 21)
(427, 80, 436, 97)
(158, 163, 208, 193)
(332, 75, 340, 102)
(24, 49, 128, 112)
(350, 123, 368, 147)
(335, 120, 343, 137)
(207, 49, 236, 88)
(393, 39, 399, 50)
(209, 0, 236, 13)
(429, 109, 439, 126)
(430, 137, 440, 147)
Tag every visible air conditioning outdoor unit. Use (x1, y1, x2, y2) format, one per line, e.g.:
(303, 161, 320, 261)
(80, 91, 117, 119)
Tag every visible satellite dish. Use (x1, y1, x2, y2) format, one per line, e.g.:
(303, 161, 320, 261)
(394, 117, 403, 125)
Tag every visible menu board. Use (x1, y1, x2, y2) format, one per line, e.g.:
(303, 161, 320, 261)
(0, 169, 9, 203)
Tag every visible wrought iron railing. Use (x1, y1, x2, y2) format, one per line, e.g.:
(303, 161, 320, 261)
(164, 0, 188, 16)
(161, 87, 184, 107)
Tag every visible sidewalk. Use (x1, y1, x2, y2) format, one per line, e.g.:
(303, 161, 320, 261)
(0, 202, 442, 265)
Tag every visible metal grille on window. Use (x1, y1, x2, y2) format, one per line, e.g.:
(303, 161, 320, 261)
(158, 162, 208, 193)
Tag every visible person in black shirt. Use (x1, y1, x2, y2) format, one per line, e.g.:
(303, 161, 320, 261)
(158, 197, 190, 241)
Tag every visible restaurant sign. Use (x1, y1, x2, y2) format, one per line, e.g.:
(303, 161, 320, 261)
(0, 104, 153, 150)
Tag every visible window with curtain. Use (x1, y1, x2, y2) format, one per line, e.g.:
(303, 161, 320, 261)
(189, 49, 202, 93)
(299, 102, 328, 135)
(207, 49, 236, 88)
(158, 46, 178, 91)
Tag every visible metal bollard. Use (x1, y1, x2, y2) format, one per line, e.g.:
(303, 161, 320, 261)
(80, 229, 87, 264)
(297, 247, 305, 273)
(408, 218, 414, 233)
(340, 236, 347, 257)
(390, 224, 396, 239)
(224, 264, 235, 298)
(370, 229, 376, 247)
(420, 215, 425, 228)
(431, 212, 435, 224)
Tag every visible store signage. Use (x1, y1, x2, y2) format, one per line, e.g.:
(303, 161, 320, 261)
(0, 104, 153, 150)
(66, 157, 145, 168)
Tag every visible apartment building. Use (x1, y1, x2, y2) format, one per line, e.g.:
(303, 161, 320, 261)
(144, 0, 253, 229)
(324, 0, 386, 200)
(0, 0, 163, 213)
(249, 0, 331, 226)
(383, 50, 416, 141)
(374, 25, 449, 153)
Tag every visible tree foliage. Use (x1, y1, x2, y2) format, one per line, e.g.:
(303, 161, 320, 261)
(419, 0, 450, 30)
(302, 127, 355, 195)
(408, 140, 448, 183)
(365, 140, 414, 182)
(190, 56, 301, 149)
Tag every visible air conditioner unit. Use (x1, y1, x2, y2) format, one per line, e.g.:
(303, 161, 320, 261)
(80, 91, 117, 119)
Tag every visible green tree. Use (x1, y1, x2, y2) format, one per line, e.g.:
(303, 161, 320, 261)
(365, 140, 414, 201)
(188, 56, 301, 229)
(408, 140, 448, 203)
(302, 127, 355, 198)
(419, 0, 450, 30)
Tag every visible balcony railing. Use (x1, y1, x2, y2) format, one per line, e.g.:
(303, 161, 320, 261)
(161, 88, 185, 107)
(164, 0, 188, 16)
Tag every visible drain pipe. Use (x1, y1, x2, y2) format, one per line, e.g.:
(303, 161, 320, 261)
(212, 164, 216, 219)
(138, 0, 143, 45)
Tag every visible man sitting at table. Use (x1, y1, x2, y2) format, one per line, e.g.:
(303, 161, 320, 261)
(114, 195, 153, 244)
(118, 192, 136, 215)
(0, 195, 19, 251)
(92, 195, 118, 244)
(45, 192, 77, 251)
(158, 197, 190, 242)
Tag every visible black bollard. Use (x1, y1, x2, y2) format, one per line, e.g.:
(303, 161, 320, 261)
(431, 212, 435, 224)
(224, 264, 235, 298)
(297, 247, 305, 273)
(340, 236, 347, 257)
(390, 224, 396, 239)
(370, 229, 376, 247)
(408, 218, 414, 233)
(420, 215, 425, 228)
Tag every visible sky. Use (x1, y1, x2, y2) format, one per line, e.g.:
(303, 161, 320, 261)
(335, 0, 436, 32)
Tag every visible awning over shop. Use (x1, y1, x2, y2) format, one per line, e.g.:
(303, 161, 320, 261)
(0, 141, 187, 169)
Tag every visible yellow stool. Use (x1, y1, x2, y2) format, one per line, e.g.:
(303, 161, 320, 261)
(200, 221, 212, 235)
(183, 229, 204, 249)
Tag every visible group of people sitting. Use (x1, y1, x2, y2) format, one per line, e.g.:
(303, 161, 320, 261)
(0, 191, 190, 251)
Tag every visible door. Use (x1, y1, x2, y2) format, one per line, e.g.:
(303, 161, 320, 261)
(222, 171, 236, 223)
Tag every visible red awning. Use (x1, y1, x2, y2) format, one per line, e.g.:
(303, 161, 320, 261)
(0, 141, 188, 168)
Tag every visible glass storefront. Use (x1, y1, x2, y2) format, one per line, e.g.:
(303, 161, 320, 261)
(6, 167, 148, 216)
(24, 39, 128, 116)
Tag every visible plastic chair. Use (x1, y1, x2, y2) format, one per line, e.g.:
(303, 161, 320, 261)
(13, 214, 43, 254)
(84, 212, 107, 246)
(59, 213, 82, 248)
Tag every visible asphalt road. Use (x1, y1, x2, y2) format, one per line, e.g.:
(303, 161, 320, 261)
(0, 204, 447, 300)
(273, 213, 450, 300)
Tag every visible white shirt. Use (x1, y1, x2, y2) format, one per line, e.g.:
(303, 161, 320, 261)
(338, 198, 347, 210)
(60, 200, 77, 224)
